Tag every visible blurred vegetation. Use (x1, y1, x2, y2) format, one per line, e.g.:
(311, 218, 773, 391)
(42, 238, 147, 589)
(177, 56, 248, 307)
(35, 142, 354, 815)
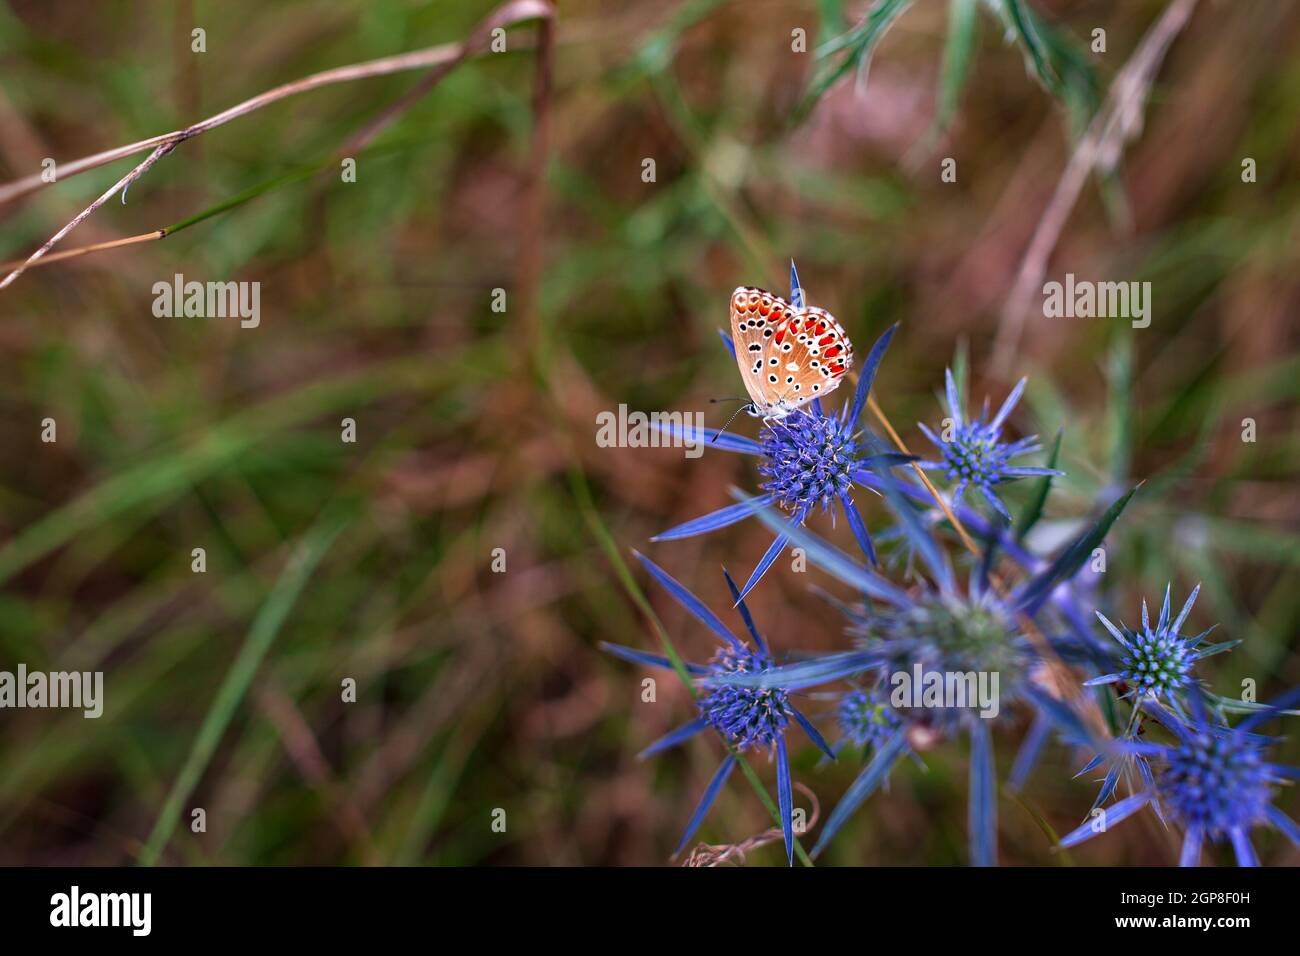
(0, 0, 1297, 865)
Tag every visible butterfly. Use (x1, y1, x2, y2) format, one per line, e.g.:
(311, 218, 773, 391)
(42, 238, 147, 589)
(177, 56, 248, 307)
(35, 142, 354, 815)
(729, 283, 854, 419)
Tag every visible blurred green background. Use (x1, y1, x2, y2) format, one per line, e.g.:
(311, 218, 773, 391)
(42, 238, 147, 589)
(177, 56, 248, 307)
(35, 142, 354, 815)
(0, 0, 1297, 865)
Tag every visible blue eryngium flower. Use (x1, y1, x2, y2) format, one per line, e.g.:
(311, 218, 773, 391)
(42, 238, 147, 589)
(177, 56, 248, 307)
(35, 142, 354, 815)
(837, 687, 901, 752)
(1061, 687, 1300, 866)
(758, 410, 856, 513)
(651, 263, 914, 603)
(1086, 583, 1237, 702)
(919, 369, 1062, 522)
(1074, 584, 1240, 810)
(752, 586, 1033, 865)
(700, 500, 1098, 866)
(600, 552, 834, 865)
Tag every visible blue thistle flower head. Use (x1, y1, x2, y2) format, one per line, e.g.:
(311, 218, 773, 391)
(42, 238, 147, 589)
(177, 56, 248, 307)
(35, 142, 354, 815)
(837, 688, 900, 749)
(1061, 687, 1300, 866)
(700, 643, 792, 750)
(920, 369, 1062, 521)
(701, 471, 1134, 867)
(600, 553, 838, 865)
(1157, 725, 1273, 841)
(855, 586, 1032, 733)
(758, 409, 859, 514)
(1085, 583, 1236, 703)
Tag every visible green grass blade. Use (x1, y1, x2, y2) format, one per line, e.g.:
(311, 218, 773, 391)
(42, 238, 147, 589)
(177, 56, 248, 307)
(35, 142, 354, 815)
(800, 0, 914, 118)
(951, 335, 970, 414)
(395, 697, 501, 865)
(998, 0, 1056, 90)
(984, 0, 1098, 132)
(932, 0, 978, 138)
(1104, 333, 1134, 482)
(162, 164, 322, 235)
(1015, 428, 1062, 541)
(1005, 786, 1073, 865)
(137, 507, 351, 865)
(817, 0, 847, 33)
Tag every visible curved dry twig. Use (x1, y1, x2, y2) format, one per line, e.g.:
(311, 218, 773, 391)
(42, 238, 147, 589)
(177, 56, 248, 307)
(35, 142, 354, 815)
(681, 783, 821, 867)
(0, 0, 554, 291)
(0, 141, 177, 291)
(990, 0, 1199, 374)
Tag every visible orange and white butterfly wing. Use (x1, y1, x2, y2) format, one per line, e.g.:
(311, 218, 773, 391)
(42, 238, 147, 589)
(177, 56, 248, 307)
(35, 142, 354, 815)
(769, 305, 854, 410)
(730, 286, 794, 411)
(730, 287, 853, 415)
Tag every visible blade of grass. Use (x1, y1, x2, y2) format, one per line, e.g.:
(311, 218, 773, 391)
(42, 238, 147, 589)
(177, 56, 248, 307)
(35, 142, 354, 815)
(931, 0, 978, 139)
(161, 164, 322, 235)
(1015, 428, 1062, 541)
(1005, 786, 1074, 865)
(395, 695, 501, 865)
(997, 0, 1058, 91)
(800, 0, 914, 118)
(137, 507, 352, 865)
(1104, 333, 1134, 482)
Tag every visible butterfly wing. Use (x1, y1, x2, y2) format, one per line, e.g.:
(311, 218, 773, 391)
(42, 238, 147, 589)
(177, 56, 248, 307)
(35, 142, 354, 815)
(731, 286, 854, 414)
(770, 305, 854, 410)
(730, 286, 796, 411)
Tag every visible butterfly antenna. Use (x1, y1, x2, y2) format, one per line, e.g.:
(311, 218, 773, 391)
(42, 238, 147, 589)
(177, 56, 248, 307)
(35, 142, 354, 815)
(710, 398, 753, 443)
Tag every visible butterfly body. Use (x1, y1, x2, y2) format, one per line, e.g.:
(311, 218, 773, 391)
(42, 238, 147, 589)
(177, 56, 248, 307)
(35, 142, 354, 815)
(729, 286, 854, 419)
